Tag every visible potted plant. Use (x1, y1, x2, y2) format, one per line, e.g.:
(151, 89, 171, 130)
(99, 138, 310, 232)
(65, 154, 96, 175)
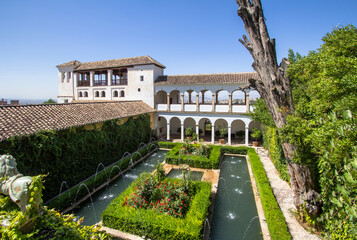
(251, 128, 261, 147)
(218, 125, 228, 144)
(185, 127, 194, 141)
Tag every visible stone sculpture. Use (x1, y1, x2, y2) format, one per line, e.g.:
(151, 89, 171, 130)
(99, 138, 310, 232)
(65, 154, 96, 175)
(0, 154, 34, 213)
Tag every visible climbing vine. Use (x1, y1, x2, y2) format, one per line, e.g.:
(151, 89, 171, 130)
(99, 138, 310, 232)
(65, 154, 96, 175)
(0, 114, 152, 201)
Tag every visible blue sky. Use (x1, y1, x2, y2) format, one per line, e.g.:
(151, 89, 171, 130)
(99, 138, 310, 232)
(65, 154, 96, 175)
(0, 0, 356, 100)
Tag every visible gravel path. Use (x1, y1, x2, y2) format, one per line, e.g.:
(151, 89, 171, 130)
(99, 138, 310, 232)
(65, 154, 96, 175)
(255, 147, 320, 240)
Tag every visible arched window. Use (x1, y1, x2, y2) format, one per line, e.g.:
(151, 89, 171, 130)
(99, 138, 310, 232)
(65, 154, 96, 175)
(95, 91, 99, 97)
(79, 91, 83, 97)
(113, 90, 119, 97)
(84, 91, 88, 97)
(120, 90, 125, 97)
(101, 91, 106, 97)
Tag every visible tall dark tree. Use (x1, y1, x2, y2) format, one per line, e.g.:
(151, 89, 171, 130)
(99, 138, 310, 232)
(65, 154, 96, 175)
(235, 0, 320, 215)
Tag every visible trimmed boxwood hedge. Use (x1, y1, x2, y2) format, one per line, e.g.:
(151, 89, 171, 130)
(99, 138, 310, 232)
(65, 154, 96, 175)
(164, 144, 221, 169)
(102, 173, 211, 240)
(220, 146, 248, 155)
(158, 141, 181, 149)
(247, 148, 291, 240)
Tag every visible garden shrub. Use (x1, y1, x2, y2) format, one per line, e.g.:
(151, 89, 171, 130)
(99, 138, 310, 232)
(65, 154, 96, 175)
(262, 126, 290, 182)
(0, 176, 110, 240)
(0, 114, 152, 201)
(158, 141, 181, 149)
(102, 173, 211, 240)
(165, 143, 221, 169)
(247, 148, 291, 240)
(220, 146, 248, 155)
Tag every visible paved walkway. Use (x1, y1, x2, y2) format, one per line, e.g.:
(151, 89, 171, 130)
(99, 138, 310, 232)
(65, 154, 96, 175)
(255, 147, 320, 240)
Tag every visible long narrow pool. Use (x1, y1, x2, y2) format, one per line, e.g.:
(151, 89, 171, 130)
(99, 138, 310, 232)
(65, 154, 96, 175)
(73, 151, 263, 239)
(210, 155, 263, 240)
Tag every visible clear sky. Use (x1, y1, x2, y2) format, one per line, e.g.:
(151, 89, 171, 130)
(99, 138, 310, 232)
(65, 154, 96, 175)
(0, 0, 356, 100)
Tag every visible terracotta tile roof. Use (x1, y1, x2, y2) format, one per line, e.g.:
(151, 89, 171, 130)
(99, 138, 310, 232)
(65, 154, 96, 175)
(0, 101, 154, 142)
(154, 72, 259, 85)
(57, 56, 165, 71)
(56, 60, 81, 68)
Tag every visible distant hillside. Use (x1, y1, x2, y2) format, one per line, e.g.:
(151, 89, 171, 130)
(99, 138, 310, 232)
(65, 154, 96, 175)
(1, 98, 54, 105)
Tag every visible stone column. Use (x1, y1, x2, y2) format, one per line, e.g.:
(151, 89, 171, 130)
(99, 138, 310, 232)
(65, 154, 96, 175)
(211, 125, 215, 144)
(202, 92, 205, 104)
(196, 93, 199, 112)
(167, 94, 170, 112)
(107, 69, 112, 86)
(245, 126, 249, 146)
(90, 71, 94, 86)
(189, 92, 192, 104)
(167, 122, 170, 141)
(228, 93, 232, 113)
(212, 93, 216, 113)
(181, 94, 184, 111)
(228, 125, 232, 145)
(245, 92, 250, 113)
(181, 123, 184, 142)
(196, 124, 199, 141)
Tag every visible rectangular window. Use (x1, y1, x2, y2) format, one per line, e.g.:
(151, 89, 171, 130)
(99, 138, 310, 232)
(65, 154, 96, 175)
(140, 76, 144, 81)
(138, 88, 141, 92)
(94, 71, 107, 86)
(78, 73, 90, 87)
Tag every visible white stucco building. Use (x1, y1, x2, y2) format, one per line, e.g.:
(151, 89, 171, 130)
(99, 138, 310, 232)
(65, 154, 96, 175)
(57, 56, 260, 145)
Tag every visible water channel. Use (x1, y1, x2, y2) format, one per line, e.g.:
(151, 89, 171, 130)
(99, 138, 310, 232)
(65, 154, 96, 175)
(210, 155, 263, 240)
(72, 151, 262, 239)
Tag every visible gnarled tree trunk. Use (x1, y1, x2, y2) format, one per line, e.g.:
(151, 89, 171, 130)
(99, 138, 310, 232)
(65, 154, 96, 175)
(235, 0, 320, 216)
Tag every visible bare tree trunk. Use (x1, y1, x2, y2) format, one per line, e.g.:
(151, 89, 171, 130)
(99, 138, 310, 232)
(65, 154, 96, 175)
(235, 0, 321, 216)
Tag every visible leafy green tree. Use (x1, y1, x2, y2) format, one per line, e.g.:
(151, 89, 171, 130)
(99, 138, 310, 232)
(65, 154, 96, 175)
(249, 98, 275, 127)
(283, 25, 357, 238)
(43, 98, 57, 104)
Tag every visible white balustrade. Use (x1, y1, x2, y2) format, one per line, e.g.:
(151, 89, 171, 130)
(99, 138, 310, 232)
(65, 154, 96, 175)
(170, 104, 181, 111)
(156, 104, 168, 111)
(184, 104, 196, 112)
(199, 104, 212, 112)
(232, 105, 246, 113)
(215, 105, 229, 112)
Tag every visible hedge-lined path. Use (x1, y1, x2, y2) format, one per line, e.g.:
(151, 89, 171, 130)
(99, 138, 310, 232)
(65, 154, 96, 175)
(255, 147, 320, 240)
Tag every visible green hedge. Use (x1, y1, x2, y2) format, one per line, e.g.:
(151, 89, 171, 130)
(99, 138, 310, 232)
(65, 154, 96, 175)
(220, 146, 248, 155)
(46, 143, 157, 211)
(0, 114, 152, 201)
(262, 126, 290, 182)
(247, 148, 291, 240)
(158, 141, 181, 149)
(102, 173, 211, 240)
(165, 145, 221, 169)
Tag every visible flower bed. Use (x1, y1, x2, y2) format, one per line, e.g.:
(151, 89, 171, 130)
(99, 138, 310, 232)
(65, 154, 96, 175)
(102, 172, 211, 240)
(163, 141, 221, 169)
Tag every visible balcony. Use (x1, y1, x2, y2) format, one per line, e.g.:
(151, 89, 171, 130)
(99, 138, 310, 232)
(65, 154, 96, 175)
(112, 78, 128, 86)
(77, 81, 90, 87)
(156, 103, 253, 114)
